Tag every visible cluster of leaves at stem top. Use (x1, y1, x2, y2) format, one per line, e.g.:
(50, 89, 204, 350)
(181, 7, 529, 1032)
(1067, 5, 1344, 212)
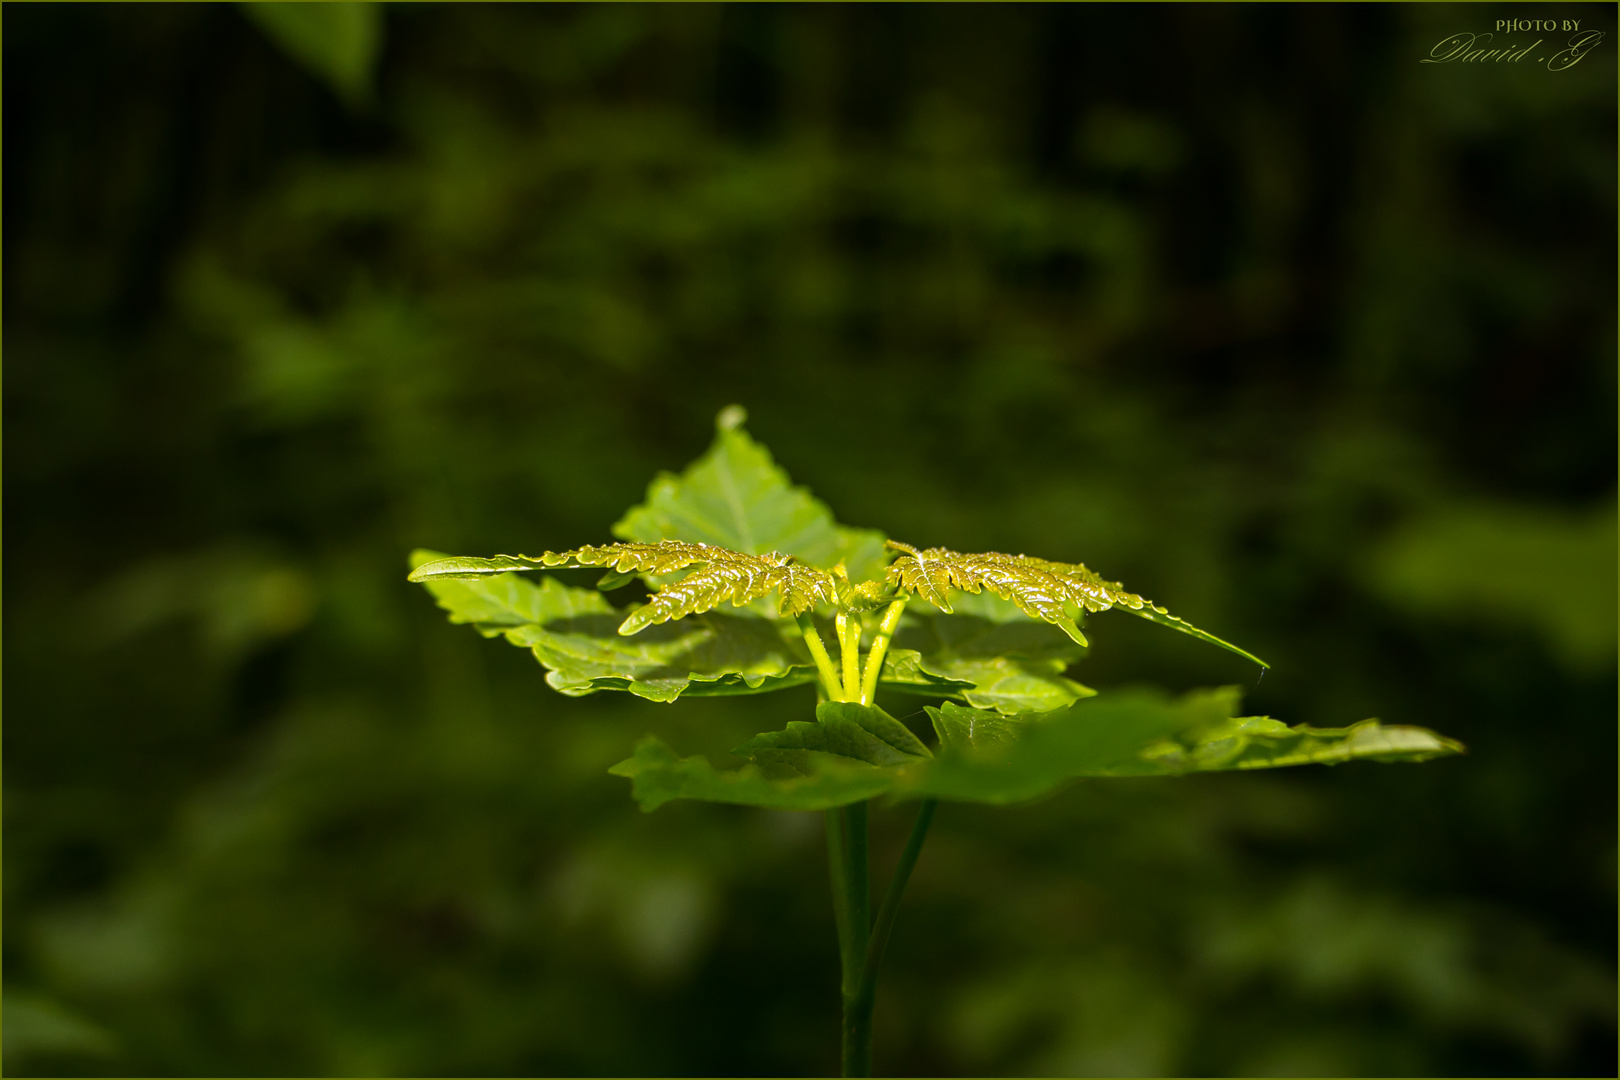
(409, 406, 1463, 811)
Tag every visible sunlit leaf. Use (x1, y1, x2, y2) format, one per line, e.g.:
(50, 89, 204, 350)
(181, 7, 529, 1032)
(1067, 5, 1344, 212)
(409, 548, 615, 633)
(411, 548, 818, 702)
(885, 541, 1268, 668)
(830, 526, 892, 591)
(935, 658, 1095, 713)
(412, 540, 837, 634)
(405, 553, 553, 581)
(881, 607, 1094, 713)
(875, 648, 977, 697)
(506, 613, 819, 702)
(612, 406, 888, 581)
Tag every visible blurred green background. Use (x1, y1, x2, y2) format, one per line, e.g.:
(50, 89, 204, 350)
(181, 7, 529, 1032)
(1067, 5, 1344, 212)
(5, 3, 1615, 1076)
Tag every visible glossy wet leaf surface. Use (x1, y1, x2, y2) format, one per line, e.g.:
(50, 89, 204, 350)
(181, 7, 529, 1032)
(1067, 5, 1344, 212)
(612, 410, 889, 583)
(412, 549, 818, 702)
(885, 541, 1269, 667)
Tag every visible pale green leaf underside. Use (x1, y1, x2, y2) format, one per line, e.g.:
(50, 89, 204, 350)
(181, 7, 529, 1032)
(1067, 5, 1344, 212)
(609, 689, 1464, 811)
(410, 548, 817, 702)
(879, 607, 1095, 713)
(1124, 715, 1469, 775)
(880, 651, 1095, 713)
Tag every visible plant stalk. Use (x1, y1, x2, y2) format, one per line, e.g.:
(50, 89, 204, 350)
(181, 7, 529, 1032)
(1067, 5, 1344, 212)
(838, 797, 936, 1077)
(825, 808, 854, 986)
(855, 798, 936, 1013)
(837, 612, 863, 704)
(796, 612, 845, 701)
(858, 599, 908, 706)
(839, 800, 871, 1076)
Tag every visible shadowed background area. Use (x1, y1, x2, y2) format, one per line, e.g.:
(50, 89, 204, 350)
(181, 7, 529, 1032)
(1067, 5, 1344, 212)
(4, 3, 1615, 1076)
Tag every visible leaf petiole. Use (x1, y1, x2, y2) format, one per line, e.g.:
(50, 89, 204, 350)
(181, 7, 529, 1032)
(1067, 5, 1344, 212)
(858, 599, 909, 706)
(837, 612, 863, 705)
(796, 612, 846, 701)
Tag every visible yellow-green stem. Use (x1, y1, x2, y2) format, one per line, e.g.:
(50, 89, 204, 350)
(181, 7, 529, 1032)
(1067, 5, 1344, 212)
(796, 612, 845, 701)
(836, 612, 862, 704)
(857, 599, 909, 706)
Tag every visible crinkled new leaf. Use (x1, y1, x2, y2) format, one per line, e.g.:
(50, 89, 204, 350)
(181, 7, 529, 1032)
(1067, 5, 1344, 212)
(411, 540, 838, 636)
(884, 540, 1268, 668)
(614, 406, 890, 583)
(409, 548, 818, 702)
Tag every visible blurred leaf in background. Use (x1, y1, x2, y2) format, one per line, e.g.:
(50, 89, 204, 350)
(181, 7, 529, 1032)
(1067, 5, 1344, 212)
(1365, 496, 1618, 671)
(4, 2, 1613, 1077)
(237, 1, 382, 112)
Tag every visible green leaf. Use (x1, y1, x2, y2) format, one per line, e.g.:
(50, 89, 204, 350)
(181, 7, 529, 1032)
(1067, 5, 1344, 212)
(880, 609, 1094, 713)
(610, 688, 1464, 811)
(608, 736, 899, 812)
(1123, 715, 1467, 776)
(407, 553, 557, 582)
(830, 526, 893, 590)
(410, 548, 818, 702)
(934, 658, 1096, 713)
(926, 703, 1026, 748)
(606, 545, 837, 632)
(884, 541, 1269, 668)
(613, 406, 887, 579)
(912, 690, 1465, 798)
(410, 548, 614, 632)
(611, 704, 929, 812)
(735, 701, 932, 777)
(412, 540, 838, 637)
(903, 690, 1242, 803)
(508, 613, 818, 702)
(874, 648, 978, 696)
(237, 1, 381, 111)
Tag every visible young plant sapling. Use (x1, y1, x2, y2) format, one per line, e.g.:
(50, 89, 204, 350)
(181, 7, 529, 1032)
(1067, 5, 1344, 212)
(408, 405, 1463, 1077)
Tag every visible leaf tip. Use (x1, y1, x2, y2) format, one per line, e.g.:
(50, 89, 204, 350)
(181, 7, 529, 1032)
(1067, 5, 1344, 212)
(716, 404, 748, 432)
(407, 559, 464, 582)
(1056, 618, 1089, 647)
(617, 609, 653, 636)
